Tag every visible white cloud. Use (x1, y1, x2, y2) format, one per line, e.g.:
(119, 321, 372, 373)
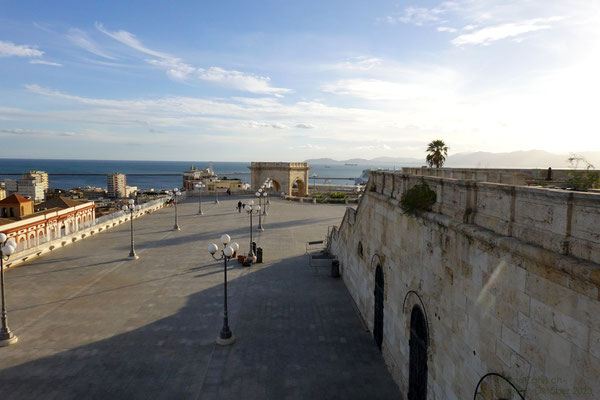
(66, 28, 115, 59)
(295, 123, 315, 129)
(387, 7, 444, 25)
(95, 22, 170, 59)
(0, 40, 43, 57)
(451, 17, 563, 46)
(335, 56, 382, 71)
(197, 67, 292, 95)
(384, 2, 458, 26)
(321, 66, 460, 101)
(29, 60, 62, 67)
(437, 26, 458, 33)
(96, 23, 291, 95)
(248, 121, 289, 129)
(0, 128, 76, 137)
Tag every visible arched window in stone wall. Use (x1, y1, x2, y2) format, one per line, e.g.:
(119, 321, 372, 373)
(374, 263, 384, 351)
(473, 373, 525, 400)
(408, 304, 428, 400)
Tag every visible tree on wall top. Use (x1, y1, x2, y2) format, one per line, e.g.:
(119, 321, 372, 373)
(426, 140, 448, 168)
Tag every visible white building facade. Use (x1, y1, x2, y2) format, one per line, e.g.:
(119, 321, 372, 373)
(107, 173, 127, 198)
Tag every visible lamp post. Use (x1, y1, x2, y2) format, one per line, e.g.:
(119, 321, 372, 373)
(208, 234, 239, 346)
(262, 190, 269, 215)
(194, 182, 205, 215)
(312, 173, 318, 191)
(122, 199, 141, 260)
(169, 188, 181, 230)
(0, 233, 18, 347)
(255, 191, 264, 231)
(244, 200, 261, 261)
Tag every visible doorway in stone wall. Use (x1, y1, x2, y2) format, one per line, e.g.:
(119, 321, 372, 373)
(373, 264, 384, 351)
(408, 304, 428, 400)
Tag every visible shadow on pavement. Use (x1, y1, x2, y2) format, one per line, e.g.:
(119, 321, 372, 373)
(0, 255, 402, 400)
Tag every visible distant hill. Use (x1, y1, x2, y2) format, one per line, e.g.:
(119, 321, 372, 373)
(446, 150, 600, 168)
(305, 157, 422, 166)
(306, 150, 600, 169)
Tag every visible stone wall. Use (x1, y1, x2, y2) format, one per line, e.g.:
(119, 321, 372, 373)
(330, 170, 600, 399)
(403, 167, 600, 187)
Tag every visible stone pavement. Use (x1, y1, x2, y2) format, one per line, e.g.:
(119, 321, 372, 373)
(0, 196, 402, 400)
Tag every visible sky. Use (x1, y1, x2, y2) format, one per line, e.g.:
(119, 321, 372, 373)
(0, 0, 599, 161)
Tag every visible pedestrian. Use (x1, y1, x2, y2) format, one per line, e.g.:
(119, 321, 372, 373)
(227, 188, 231, 196)
(237, 200, 242, 213)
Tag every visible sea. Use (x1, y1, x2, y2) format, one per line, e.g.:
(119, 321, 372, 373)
(0, 159, 400, 191)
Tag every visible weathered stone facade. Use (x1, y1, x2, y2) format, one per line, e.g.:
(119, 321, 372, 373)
(248, 162, 310, 196)
(330, 170, 600, 399)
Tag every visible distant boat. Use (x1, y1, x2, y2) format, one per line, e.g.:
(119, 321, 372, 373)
(345, 163, 358, 166)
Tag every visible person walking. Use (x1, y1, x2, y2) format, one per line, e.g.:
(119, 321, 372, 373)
(237, 200, 242, 213)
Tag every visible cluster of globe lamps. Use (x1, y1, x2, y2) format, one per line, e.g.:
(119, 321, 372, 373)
(168, 188, 182, 230)
(122, 199, 141, 260)
(208, 234, 239, 345)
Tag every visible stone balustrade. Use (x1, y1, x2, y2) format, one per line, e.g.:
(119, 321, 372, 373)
(402, 166, 600, 185)
(250, 162, 309, 169)
(370, 170, 600, 265)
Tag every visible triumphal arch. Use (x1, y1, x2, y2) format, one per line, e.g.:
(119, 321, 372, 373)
(248, 162, 310, 196)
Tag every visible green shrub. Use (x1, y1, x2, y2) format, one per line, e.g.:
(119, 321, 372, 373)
(312, 193, 325, 199)
(400, 181, 436, 217)
(328, 192, 347, 199)
(566, 155, 600, 191)
(566, 171, 599, 191)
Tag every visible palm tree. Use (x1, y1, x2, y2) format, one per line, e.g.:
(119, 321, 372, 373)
(426, 140, 448, 168)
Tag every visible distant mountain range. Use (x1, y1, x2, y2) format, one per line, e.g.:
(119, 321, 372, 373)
(306, 150, 600, 169)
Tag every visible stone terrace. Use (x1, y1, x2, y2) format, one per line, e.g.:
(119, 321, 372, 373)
(0, 197, 401, 400)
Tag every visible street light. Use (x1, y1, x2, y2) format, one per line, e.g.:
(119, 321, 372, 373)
(244, 200, 261, 261)
(312, 173, 318, 190)
(0, 233, 18, 347)
(208, 234, 239, 346)
(262, 189, 268, 216)
(122, 199, 141, 260)
(168, 188, 182, 230)
(266, 179, 272, 205)
(255, 191, 265, 231)
(194, 182, 205, 215)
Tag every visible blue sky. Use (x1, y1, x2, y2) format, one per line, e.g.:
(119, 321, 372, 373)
(0, 0, 598, 161)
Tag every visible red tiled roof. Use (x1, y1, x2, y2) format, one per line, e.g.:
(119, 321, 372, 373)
(0, 194, 34, 205)
(37, 196, 86, 210)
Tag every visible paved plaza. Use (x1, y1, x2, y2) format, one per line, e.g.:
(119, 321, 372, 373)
(0, 197, 401, 399)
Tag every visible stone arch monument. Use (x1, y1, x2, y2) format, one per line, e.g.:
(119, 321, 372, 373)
(248, 162, 310, 196)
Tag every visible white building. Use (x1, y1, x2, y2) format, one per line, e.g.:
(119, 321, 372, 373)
(125, 186, 138, 197)
(5, 178, 45, 202)
(23, 171, 49, 192)
(107, 173, 127, 198)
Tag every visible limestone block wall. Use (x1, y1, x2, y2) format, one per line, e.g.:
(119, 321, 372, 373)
(330, 170, 600, 400)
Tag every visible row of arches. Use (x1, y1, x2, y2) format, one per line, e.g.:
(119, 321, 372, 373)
(8, 210, 95, 253)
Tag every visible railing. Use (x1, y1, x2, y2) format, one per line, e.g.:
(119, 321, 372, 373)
(9, 197, 168, 257)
